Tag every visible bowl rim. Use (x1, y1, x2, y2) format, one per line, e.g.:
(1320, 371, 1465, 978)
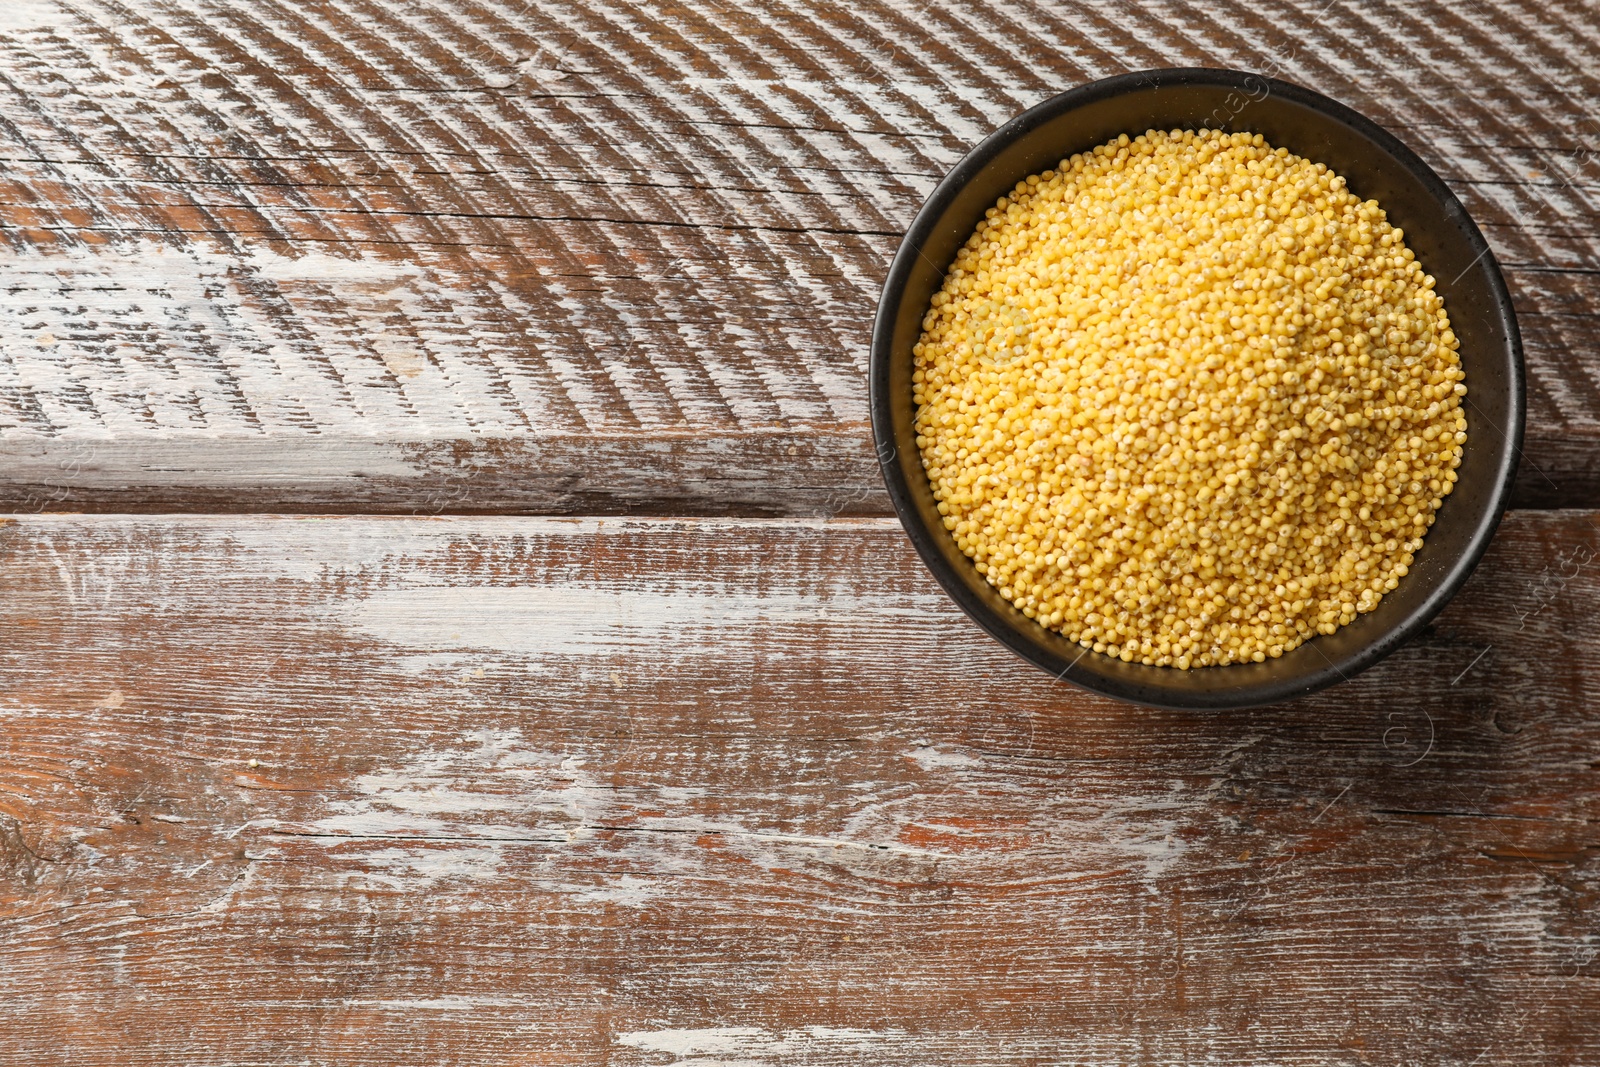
(868, 66, 1526, 710)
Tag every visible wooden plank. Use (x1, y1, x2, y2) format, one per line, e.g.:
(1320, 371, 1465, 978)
(1, 511, 1596, 1064)
(0, 0, 1597, 512)
(0, 432, 889, 516)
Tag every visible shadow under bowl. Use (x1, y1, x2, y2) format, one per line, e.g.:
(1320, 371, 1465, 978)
(869, 68, 1525, 710)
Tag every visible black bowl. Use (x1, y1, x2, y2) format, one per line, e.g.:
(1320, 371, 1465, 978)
(869, 68, 1525, 710)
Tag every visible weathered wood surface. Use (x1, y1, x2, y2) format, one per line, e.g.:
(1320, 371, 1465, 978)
(1, 512, 1596, 1064)
(0, 0, 1597, 513)
(2, 2, 1598, 1063)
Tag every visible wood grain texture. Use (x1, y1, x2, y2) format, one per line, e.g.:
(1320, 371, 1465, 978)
(1, 512, 1596, 1064)
(0, 0, 1596, 512)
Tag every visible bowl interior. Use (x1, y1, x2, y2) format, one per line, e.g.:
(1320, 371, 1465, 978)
(871, 68, 1524, 709)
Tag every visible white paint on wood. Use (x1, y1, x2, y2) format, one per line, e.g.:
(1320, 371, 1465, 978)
(344, 996, 535, 1011)
(570, 874, 665, 907)
(0, 241, 561, 437)
(313, 729, 593, 838)
(904, 743, 983, 772)
(0, 0, 60, 35)
(344, 581, 949, 662)
(353, 846, 510, 888)
(615, 1025, 908, 1063)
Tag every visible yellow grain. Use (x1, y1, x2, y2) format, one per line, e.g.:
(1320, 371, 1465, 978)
(913, 128, 1466, 668)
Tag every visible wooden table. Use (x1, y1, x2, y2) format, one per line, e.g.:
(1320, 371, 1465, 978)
(2, 1, 1596, 1063)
